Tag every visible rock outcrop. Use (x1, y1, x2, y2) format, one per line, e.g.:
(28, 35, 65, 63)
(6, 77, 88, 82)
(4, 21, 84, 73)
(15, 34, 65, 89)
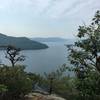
(25, 93, 66, 100)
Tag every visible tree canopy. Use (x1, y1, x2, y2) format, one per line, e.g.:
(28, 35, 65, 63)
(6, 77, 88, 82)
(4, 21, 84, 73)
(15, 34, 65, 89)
(67, 10, 100, 100)
(68, 10, 100, 75)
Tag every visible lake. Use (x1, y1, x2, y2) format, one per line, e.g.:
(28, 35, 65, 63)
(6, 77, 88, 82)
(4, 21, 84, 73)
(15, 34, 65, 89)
(0, 41, 72, 74)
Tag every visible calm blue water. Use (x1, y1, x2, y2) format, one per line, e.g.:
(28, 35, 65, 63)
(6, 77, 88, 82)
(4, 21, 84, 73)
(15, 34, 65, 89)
(0, 42, 71, 74)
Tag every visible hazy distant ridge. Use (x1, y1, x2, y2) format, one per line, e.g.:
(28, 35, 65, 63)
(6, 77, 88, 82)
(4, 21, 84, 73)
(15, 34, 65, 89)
(0, 33, 48, 50)
(32, 37, 67, 42)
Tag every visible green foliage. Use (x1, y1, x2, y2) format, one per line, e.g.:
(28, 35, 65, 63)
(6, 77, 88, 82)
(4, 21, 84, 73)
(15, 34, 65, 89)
(40, 64, 77, 99)
(0, 84, 8, 93)
(74, 71, 100, 100)
(68, 10, 100, 72)
(0, 65, 33, 100)
(44, 64, 67, 79)
(67, 10, 100, 100)
(27, 72, 45, 89)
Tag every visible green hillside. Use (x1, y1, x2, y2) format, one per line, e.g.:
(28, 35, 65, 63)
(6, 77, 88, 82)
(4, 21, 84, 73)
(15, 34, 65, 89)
(0, 33, 48, 50)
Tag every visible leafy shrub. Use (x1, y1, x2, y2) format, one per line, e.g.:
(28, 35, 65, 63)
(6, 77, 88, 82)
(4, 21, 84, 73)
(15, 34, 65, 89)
(0, 65, 33, 100)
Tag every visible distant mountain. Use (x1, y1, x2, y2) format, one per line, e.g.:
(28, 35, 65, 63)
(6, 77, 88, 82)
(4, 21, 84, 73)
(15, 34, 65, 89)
(0, 33, 48, 50)
(32, 37, 67, 42)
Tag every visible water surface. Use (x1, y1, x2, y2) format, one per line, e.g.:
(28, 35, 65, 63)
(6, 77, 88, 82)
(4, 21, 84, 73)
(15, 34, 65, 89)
(0, 42, 70, 74)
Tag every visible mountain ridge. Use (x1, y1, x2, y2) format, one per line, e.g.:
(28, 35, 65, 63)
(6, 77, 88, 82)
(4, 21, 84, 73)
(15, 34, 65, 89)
(31, 37, 68, 42)
(0, 33, 48, 50)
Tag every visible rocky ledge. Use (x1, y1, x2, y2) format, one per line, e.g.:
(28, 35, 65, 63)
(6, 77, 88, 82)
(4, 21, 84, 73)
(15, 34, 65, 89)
(25, 93, 66, 100)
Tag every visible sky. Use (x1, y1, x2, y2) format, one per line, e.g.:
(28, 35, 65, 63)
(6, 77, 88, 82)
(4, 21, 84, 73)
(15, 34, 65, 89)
(0, 0, 99, 38)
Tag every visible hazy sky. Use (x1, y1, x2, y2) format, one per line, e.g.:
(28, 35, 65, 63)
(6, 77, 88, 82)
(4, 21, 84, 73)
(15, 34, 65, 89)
(0, 0, 99, 38)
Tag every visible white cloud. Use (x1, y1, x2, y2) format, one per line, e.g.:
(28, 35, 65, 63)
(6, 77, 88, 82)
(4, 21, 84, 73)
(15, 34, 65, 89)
(0, 0, 99, 18)
(0, 0, 99, 37)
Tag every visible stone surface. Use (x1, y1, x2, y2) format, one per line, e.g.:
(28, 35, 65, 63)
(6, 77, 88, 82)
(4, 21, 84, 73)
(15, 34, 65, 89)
(25, 93, 66, 100)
